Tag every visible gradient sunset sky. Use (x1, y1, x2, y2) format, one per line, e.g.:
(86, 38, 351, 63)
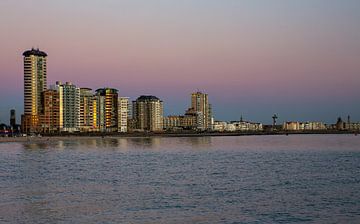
(0, 0, 359, 124)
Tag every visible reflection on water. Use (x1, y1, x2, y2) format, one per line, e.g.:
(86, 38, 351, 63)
(0, 135, 359, 223)
(23, 142, 50, 150)
(20, 136, 213, 152)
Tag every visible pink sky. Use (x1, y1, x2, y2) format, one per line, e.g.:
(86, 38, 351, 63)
(0, 0, 359, 123)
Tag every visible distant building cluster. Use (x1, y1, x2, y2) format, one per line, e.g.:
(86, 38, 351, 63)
(332, 116, 360, 131)
(281, 116, 360, 132)
(0, 48, 358, 136)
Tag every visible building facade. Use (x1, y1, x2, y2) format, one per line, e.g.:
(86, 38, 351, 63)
(163, 116, 182, 130)
(118, 97, 129, 133)
(93, 94, 105, 131)
(79, 88, 94, 132)
(163, 114, 197, 131)
(133, 95, 163, 132)
(53, 81, 80, 132)
(95, 88, 118, 132)
(40, 89, 60, 133)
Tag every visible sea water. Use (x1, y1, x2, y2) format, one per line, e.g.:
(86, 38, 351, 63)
(0, 135, 359, 223)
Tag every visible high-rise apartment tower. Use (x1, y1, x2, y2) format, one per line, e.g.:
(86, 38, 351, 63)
(95, 88, 118, 132)
(23, 48, 47, 115)
(133, 95, 163, 132)
(191, 92, 212, 130)
(79, 88, 94, 132)
(118, 97, 129, 133)
(21, 48, 47, 133)
(52, 81, 80, 132)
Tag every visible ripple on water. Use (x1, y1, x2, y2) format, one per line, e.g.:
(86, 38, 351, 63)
(0, 135, 359, 223)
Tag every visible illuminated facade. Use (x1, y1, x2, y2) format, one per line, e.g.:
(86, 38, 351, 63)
(95, 88, 118, 132)
(21, 48, 47, 133)
(283, 121, 326, 131)
(40, 89, 60, 133)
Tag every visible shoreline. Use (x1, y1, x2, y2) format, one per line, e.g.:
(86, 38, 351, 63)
(0, 131, 358, 143)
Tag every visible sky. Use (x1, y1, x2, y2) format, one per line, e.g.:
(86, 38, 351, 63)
(0, 0, 359, 124)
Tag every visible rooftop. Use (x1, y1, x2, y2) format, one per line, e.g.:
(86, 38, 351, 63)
(95, 88, 118, 95)
(23, 48, 47, 57)
(136, 95, 161, 101)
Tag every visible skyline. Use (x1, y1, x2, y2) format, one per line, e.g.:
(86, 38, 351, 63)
(1, 0, 360, 124)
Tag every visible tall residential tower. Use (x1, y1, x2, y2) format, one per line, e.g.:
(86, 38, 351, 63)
(191, 91, 212, 130)
(118, 97, 129, 133)
(52, 81, 80, 132)
(95, 88, 118, 132)
(79, 88, 94, 132)
(21, 48, 47, 133)
(133, 95, 163, 132)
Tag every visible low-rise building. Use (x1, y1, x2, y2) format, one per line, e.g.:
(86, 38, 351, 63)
(163, 116, 182, 130)
(304, 122, 327, 130)
(163, 114, 198, 131)
(213, 121, 227, 132)
(283, 121, 327, 131)
(231, 121, 263, 131)
(347, 123, 360, 130)
(283, 121, 300, 131)
(213, 120, 263, 132)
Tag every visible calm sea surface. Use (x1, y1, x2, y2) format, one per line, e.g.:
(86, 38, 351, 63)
(0, 135, 359, 223)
